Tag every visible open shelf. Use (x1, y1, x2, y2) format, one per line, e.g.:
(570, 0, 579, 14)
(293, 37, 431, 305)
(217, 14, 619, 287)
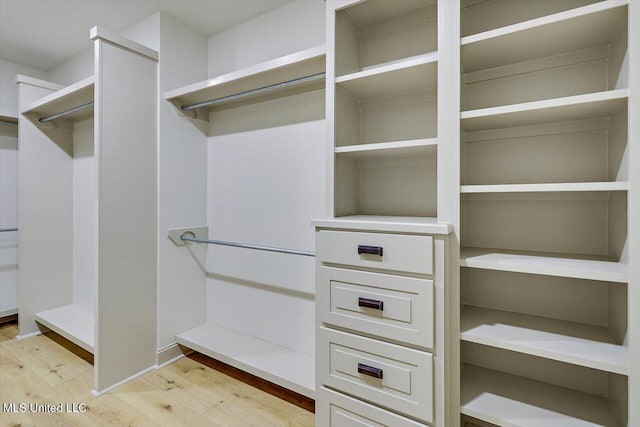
(0, 115, 18, 126)
(336, 52, 437, 100)
(165, 45, 325, 113)
(461, 182, 628, 194)
(176, 323, 315, 399)
(336, 138, 437, 159)
(461, 364, 623, 427)
(461, 89, 628, 132)
(460, 247, 628, 283)
(461, 0, 628, 73)
(21, 76, 95, 124)
(461, 305, 627, 375)
(312, 215, 451, 234)
(34, 304, 94, 353)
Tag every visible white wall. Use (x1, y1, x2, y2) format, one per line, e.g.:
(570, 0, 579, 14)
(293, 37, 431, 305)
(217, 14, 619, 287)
(207, 0, 325, 77)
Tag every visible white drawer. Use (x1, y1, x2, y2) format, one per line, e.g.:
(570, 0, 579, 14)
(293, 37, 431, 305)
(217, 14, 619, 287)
(316, 230, 433, 275)
(318, 327, 433, 423)
(318, 266, 434, 349)
(317, 387, 427, 427)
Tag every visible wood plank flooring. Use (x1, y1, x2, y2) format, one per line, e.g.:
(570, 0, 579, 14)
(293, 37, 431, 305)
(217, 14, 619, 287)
(0, 322, 315, 426)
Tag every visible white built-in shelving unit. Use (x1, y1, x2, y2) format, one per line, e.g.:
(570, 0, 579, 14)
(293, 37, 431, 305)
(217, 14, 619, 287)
(458, 1, 636, 425)
(17, 27, 158, 395)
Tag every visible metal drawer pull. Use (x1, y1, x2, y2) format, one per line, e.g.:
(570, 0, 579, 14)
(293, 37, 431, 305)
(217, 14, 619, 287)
(358, 297, 384, 311)
(358, 363, 383, 379)
(357, 245, 383, 256)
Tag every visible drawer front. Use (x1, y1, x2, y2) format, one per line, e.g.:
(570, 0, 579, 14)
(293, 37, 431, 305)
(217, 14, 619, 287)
(317, 387, 427, 427)
(316, 230, 433, 275)
(318, 327, 433, 422)
(318, 266, 434, 349)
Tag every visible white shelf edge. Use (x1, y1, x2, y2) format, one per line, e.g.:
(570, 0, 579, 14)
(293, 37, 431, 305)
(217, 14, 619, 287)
(21, 76, 95, 115)
(461, 181, 629, 194)
(461, 0, 628, 46)
(311, 215, 452, 234)
(176, 323, 315, 398)
(461, 89, 629, 121)
(15, 74, 64, 91)
(165, 45, 326, 101)
(335, 52, 438, 85)
(335, 138, 438, 154)
(34, 305, 95, 353)
(90, 26, 158, 61)
(461, 365, 622, 427)
(461, 306, 628, 375)
(460, 247, 628, 283)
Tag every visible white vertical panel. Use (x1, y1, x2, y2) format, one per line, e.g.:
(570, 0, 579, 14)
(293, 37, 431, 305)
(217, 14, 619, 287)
(0, 127, 18, 317)
(94, 37, 157, 392)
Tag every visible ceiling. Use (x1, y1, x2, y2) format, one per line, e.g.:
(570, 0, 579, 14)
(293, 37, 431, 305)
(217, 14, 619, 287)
(0, 0, 291, 71)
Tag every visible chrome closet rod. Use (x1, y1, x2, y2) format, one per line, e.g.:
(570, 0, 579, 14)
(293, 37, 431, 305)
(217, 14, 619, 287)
(0, 119, 18, 126)
(181, 72, 326, 111)
(180, 234, 315, 257)
(0, 228, 18, 232)
(39, 101, 94, 123)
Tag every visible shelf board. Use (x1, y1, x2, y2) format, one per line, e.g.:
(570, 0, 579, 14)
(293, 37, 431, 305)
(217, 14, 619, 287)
(460, 247, 627, 283)
(462, 365, 622, 426)
(336, 52, 438, 99)
(335, 138, 437, 159)
(461, 89, 628, 132)
(34, 305, 95, 353)
(461, 305, 627, 375)
(311, 215, 452, 234)
(176, 323, 315, 399)
(461, 0, 628, 73)
(165, 45, 325, 112)
(21, 76, 95, 123)
(0, 115, 18, 126)
(461, 182, 629, 194)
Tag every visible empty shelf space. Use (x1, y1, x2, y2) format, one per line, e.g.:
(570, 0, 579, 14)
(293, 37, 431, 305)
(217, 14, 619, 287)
(176, 323, 315, 399)
(461, 182, 628, 194)
(21, 76, 95, 124)
(461, 0, 628, 73)
(336, 53, 438, 99)
(461, 305, 627, 374)
(461, 89, 628, 132)
(34, 304, 95, 353)
(0, 115, 18, 126)
(312, 215, 452, 234)
(461, 364, 623, 427)
(165, 45, 325, 112)
(460, 248, 628, 283)
(335, 138, 437, 159)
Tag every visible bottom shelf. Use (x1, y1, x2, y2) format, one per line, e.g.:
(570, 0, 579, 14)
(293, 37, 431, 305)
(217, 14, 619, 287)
(461, 365, 622, 427)
(176, 323, 315, 398)
(34, 304, 94, 353)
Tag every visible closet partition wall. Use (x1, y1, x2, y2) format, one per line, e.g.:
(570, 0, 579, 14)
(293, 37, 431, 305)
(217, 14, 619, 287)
(0, 116, 18, 319)
(17, 27, 158, 394)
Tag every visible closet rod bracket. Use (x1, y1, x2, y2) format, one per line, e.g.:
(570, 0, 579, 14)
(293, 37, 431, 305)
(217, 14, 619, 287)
(168, 226, 209, 246)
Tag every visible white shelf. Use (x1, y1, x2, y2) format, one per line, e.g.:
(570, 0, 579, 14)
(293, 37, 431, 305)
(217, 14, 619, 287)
(312, 215, 452, 235)
(21, 76, 95, 123)
(165, 45, 325, 112)
(461, 0, 628, 73)
(34, 304, 95, 353)
(461, 182, 629, 194)
(462, 365, 622, 427)
(336, 52, 438, 99)
(176, 323, 315, 398)
(461, 305, 627, 375)
(335, 138, 437, 159)
(0, 115, 18, 125)
(461, 89, 628, 132)
(460, 247, 628, 283)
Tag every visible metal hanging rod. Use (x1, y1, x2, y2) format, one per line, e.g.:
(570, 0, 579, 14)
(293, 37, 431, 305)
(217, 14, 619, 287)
(0, 119, 18, 127)
(39, 101, 94, 123)
(0, 228, 18, 232)
(181, 72, 326, 111)
(180, 233, 315, 257)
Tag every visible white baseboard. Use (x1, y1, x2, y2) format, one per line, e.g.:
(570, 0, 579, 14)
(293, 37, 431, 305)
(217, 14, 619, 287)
(155, 342, 188, 368)
(91, 365, 156, 397)
(16, 330, 41, 340)
(0, 307, 18, 318)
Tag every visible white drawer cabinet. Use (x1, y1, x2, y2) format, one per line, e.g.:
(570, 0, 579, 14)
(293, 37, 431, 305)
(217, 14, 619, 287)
(318, 266, 434, 349)
(318, 327, 434, 423)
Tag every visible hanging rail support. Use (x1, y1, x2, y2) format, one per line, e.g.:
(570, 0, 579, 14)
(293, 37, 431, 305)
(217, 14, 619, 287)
(38, 101, 94, 123)
(0, 228, 18, 232)
(180, 72, 326, 111)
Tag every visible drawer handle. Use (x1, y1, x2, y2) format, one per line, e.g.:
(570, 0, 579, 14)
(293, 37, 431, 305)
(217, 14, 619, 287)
(358, 245, 383, 256)
(358, 363, 383, 379)
(358, 297, 384, 311)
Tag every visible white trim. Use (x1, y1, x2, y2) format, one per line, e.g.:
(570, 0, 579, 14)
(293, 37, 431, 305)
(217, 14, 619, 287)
(155, 342, 186, 367)
(91, 365, 155, 396)
(14, 74, 64, 91)
(16, 331, 42, 340)
(0, 308, 18, 318)
(89, 26, 158, 61)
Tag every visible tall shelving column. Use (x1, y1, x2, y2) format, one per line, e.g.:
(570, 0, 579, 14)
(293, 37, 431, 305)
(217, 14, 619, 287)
(458, 1, 634, 425)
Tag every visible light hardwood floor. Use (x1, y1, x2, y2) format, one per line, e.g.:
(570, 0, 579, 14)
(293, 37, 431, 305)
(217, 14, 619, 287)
(0, 322, 315, 426)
